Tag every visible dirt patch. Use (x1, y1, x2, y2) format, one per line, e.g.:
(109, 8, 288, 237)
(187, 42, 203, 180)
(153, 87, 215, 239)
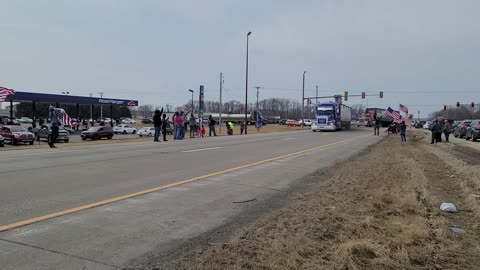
(449, 145, 480, 165)
(175, 132, 480, 270)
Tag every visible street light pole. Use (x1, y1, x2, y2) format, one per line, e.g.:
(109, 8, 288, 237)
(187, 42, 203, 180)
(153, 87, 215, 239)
(188, 89, 194, 113)
(255, 86, 261, 110)
(245, 31, 252, 135)
(99, 92, 104, 118)
(302, 71, 306, 127)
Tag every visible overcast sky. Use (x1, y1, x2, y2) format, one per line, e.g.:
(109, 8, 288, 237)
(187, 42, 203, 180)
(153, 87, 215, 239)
(1, 0, 479, 117)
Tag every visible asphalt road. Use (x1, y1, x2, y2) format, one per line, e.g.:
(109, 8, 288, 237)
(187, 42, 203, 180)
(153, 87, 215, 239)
(0, 128, 381, 269)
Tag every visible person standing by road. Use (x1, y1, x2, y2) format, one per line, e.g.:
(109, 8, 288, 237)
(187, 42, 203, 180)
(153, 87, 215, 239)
(153, 108, 163, 142)
(430, 120, 441, 144)
(399, 121, 407, 142)
(189, 113, 197, 138)
(48, 106, 60, 148)
(443, 120, 453, 142)
(208, 115, 217, 136)
(374, 116, 381, 136)
(161, 113, 169, 142)
(240, 121, 245, 135)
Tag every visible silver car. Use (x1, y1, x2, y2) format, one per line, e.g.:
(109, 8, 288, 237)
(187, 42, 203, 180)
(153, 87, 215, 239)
(35, 126, 70, 143)
(0, 134, 4, 147)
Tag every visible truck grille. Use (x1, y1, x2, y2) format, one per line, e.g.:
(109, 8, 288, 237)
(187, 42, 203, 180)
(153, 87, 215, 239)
(20, 134, 33, 139)
(318, 118, 327, 125)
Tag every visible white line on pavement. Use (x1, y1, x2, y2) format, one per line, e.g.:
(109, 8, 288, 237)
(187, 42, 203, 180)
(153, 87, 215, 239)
(182, 147, 223, 153)
(281, 138, 295, 140)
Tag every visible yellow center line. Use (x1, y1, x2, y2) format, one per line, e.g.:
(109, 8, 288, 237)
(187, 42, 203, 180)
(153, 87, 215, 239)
(0, 134, 370, 232)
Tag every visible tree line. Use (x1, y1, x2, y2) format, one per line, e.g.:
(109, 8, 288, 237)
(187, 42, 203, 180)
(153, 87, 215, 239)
(136, 98, 367, 121)
(428, 104, 480, 120)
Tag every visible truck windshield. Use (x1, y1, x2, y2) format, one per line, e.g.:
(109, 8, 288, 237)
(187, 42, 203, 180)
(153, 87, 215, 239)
(317, 108, 333, 116)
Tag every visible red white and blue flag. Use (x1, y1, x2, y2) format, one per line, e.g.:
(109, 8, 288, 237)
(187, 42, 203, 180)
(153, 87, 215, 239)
(54, 108, 73, 127)
(385, 107, 401, 121)
(399, 104, 409, 114)
(0, 86, 15, 102)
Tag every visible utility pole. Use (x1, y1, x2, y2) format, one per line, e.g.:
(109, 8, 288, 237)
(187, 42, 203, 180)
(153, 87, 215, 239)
(245, 31, 252, 135)
(315, 86, 318, 105)
(301, 71, 306, 127)
(255, 86, 261, 110)
(219, 72, 223, 134)
(99, 92, 104, 118)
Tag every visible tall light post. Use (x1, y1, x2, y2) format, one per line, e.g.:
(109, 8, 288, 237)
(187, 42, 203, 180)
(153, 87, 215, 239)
(245, 31, 252, 134)
(99, 92, 104, 118)
(301, 71, 306, 127)
(188, 89, 194, 114)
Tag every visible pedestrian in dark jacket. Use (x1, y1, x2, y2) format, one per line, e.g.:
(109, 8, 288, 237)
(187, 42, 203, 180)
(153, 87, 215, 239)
(153, 108, 163, 142)
(208, 115, 217, 136)
(161, 113, 169, 142)
(430, 120, 442, 144)
(240, 121, 245, 135)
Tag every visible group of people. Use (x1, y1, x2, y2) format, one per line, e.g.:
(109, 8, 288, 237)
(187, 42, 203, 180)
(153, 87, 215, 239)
(373, 117, 407, 142)
(152, 108, 169, 142)
(429, 119, 453, 144)
(151, 111, 247, 142)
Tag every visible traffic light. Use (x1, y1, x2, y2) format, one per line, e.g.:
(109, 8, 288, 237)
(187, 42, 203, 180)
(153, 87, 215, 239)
(344, 91, 348, 101)
(379, 91, 383, 98)
(362, 92, 366, 99)
(456, 101, 460, 108)
(443, 105, 447, 111)
(472, 102, 475, 108)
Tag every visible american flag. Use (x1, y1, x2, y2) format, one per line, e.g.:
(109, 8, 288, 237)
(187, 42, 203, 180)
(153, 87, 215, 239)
(0, 86, 15, 102)
(399, 104, 409, 114)
(54, 108, 73, 126)
(385, 107, 401, 120)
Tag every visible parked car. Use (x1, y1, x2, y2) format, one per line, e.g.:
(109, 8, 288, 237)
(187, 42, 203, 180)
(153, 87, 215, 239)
(454, 120, 472, 138)
(297, 119, 313, 126)
(278, 119, 287, 125)
(141, 118, 153, 124)
(121, 118, 136, 124)
(0, 134, 4, 147)
(5, 118, 21, 125)
(465, 120, 480, 141)
(286, 120, 297, 127)
(423, 122, 432, 129)
(138, 127, 155, 137)
(35, 125, 70, 142)
(113, 124, 137, 134)
(0, 125, 35, 145)
(18, 117, 33, 123)
(81, 126, 114, 140)
(414, 121, 426, 129)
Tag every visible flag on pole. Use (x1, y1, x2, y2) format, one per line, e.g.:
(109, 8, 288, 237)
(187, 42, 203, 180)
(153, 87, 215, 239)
(399, 104, 409, 114)
(385, 107, 401, 121)
(0, 86, 15, 102)
(54, 108, 73, 126)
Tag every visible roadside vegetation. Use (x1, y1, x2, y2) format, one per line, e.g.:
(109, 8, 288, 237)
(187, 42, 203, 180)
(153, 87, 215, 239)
(178, 131, 480, 269)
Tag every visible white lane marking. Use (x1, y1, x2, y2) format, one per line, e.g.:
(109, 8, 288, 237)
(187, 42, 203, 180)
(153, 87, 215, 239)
(281, 137, 295, 141)
(182, 146, 223, 153)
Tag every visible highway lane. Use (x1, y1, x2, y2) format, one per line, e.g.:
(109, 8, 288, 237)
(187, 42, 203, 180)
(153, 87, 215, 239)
(0, 128, 381, 269)
(1, 129, 363, 225)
